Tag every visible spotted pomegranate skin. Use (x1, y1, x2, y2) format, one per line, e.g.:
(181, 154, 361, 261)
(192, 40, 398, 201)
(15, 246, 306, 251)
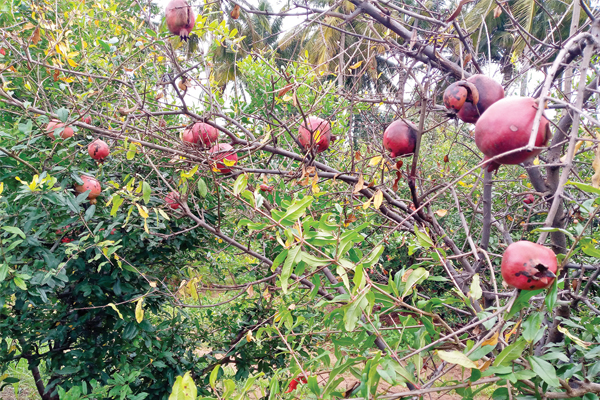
(165, 191, 181, 209)
(165, 0, 196, 41)
(46, 119, 74, 139)
(88, 139, 110, 161)
(501, 241, 557, 290)
(456, 75, 504, 123)
(443, 82, 468, 112)
(209, 143, 238, 173)
(182, 122, 218, 146)
(75, 175, 101, 200)
(298, 116, 332, 153)
(383, 119, 418, 158)
(475, 97, 551, 166)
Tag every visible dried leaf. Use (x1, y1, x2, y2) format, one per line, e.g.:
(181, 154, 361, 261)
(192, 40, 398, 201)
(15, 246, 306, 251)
(362, 198, 372, 209)
(401, 269, 413, 282)
(278, 83, 293, 97)
(344, 214, 357, 225)
(493, 5, 502, 18)
(504, 320, 521, 342)
(446, 0, 473, 22)
(396, 160, 403, 169)
(392, 171, 402, 192)
(464, 53, 472, 64)
(31, 26, 41, 45)
(53, 69, 60, 81)
(373, 189, 383, 209)
(353, 174, 364, 193)
(355, 151, 361, 161)
(231, 4, 240, 19)
(435, 209, 448, 217)
(246, 330, 253, 342)
(444, 154, 449, 163)
(246, 285, 254, 297)
(408, 29, 417, 50)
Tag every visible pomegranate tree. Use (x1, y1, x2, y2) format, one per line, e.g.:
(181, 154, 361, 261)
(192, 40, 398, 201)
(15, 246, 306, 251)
(501, 241, 557, 290)
(46, 119, 74, 139)
(88, 139, 110, 162)
(181, 122, 218, 146)
(475, 97, 551, 167)
(165, 0, 196, 41)
(209, 143, 238, 173)
(165, 191, 181, 209)
(443, 75, 504, 123)
(74, 175, 101, 204)
(382, 119, 418, 158)
(298, 116, 332, 153)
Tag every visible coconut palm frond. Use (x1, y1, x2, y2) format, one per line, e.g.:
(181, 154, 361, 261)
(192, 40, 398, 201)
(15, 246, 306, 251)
(511, 0, 536, 55)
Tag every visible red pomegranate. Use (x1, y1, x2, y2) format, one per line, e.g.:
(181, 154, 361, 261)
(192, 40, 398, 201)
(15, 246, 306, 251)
(165, 191, 181, 209)
(523, 194, 535, 205)
(298, 116, 332, 153)
(165, 0, 196, 41)
(443, 75, 504, 123)
(181, 122, 218, 146)
(74, 175, 101, 204)
(0, 48, 6, 56)
(46, 119, 74, 139)
(82, 115, 92, 124)
(285, 376, 308, 393)
(209, 143, 238, 173)
(501, 241, 557, 290)
(475, 97, 551, 167)
(88, 139, 110, 162)
(383, 119, 418, 158)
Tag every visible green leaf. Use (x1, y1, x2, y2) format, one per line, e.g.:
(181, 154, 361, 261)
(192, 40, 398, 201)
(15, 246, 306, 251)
(276, 196, 313, 223)
(493, 338, 527, 366)
(271, 250, 288, 272)
(437, 350, 478, 369)
(13, 276, 27, 290)
(209, 365, 221, 389)
(470, 274, 482, 300)
(56, 108, 69, 122)
(344, 290, 368, 331)
(567, 181, 600, 195)
(546, 278, 558, 312)
(281, 246, 301, 293)
(223, 379, 235, 399)
(402, 267, 429, 298)
(532, 227, 575, 241)
(110, 194, 124, 216)
(414, 224, 433, 248)
(233, 173, 248, 196)
(169, 372, 197, 400)
(127, 142, 136, 160)
(300, 252, 330, 268)
(528, 356, 559, 387)
(0, 263, 8, 281)
(522, 312, 544, 342)
(142, 181, 151, 204)
(508, 289, 543, 319)
(197, 179, 208, 197)
(2, 226, 26, 239)
(362, 245, 384, 268)
(71, 172, 84, 185)
(84, 204, 96, 222)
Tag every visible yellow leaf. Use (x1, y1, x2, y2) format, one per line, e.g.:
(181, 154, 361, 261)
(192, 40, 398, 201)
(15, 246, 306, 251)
(533, 157, 540, 165)
(136, 203, 149, 219)
(0, 182, 3, 196)
(504, 320, 521, 342)
(592, 144, 600, 188)
(246, 330, 253, 342)
(373, 189, 383, 210)
(135, 297, 144, 323)
(435, 209, 448, 217)
(223, 157, 236, 167)
(557, 325, 591, 347)
(149, 281, 157, 288)
(369, 156, 382, 167)
(108, 303, 123, 319)
(362, 198, 372, 209)
(481, 331, 499, 347)
(348, 60, 363, 70)
(282, 94, 293, 102)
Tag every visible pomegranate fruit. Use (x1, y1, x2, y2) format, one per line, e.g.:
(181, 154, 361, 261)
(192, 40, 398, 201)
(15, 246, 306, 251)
(165, 0, 196, 41)
(46, 119, 74, 139)
(181, 122, 218, 146)
(209, 143, 238, 173)
(82, 115, 92, 124)
(383, 119, 418, 158)
(88, 139, 110, 162)
(298, 116, 332, 153)
(165, 191, 181, 209)
(260, 184, 274, 193)
(475, 97, 551, 167)
(501, 241, 557, 290)
(74, 175, 101, 203)
(523, 194, 535, 205)
(443, 75, 504, 123)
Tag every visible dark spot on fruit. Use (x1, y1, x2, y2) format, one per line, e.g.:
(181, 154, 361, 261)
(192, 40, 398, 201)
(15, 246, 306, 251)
(530, 285, 535, 289)
(527, 278, 532, 283)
